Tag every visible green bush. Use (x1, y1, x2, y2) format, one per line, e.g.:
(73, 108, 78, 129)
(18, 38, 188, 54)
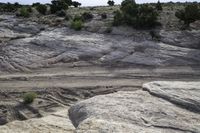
(18, 7, 31, 18)
(108, 0, 115, 6)
(32, 2, 40, 7)
(73, 15, 83, 21)
(1, 2, 18, 12)
(113, 10, 123, 26)
(113, 0, 159, 28)
(64, 0, 72, 5)
(50, 0, 69, 14)
(175, 3, 200, 26)
(82, 12, 93, 21)
(23, 92, 37, 104)
(57, 10, 66, 17)
(36, 4, 47, 15)
(71, 19, 84, 31)
(101, 13, 107, 19)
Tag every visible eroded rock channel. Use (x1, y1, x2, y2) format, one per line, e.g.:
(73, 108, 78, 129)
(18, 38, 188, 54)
(0, 14, 200, 132)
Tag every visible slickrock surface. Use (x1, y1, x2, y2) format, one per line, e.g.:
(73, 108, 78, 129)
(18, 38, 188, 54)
(69, 82, 200, 133)
(1, 15, 200, 72)
(0, 109, 75, 133)
(143, 81, 200, 113)
(0, 13, 200, 133)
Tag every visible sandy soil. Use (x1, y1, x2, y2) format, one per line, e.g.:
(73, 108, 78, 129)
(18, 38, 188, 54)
(0, 61, 200, 125)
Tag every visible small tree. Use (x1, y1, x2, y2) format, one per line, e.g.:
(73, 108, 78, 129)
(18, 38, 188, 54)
(113, 10, 123, 26)
(36, 4, 47, 15)
(156, 0, 162, 11)
(113, 0, 159, 28)
(64, 0, 72, 5)
(175, 3, 200, 26)
(50, 0, 69, 14)
(72, 1, 81, 7)
(108, 0, 115, 6)
(82, 12, 93, 21)
(32, 2, 40, 7)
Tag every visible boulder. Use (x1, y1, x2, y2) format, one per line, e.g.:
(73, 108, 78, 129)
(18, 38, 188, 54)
(143, 81, 200, 113)
(69, 82, 200, 133)
(160, 30, 200, 49)
(0, 110, 75, 133)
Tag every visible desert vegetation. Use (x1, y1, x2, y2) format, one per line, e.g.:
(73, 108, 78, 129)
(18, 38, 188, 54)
(36, 4, 47, 15)
(113, 0, 159, 28)
(175, 3, 200, 26)
(0, 0, 200, 132)
(23, 92, 37, 104)
(1, 0, 199, 31)
(108, 0, 115, 6)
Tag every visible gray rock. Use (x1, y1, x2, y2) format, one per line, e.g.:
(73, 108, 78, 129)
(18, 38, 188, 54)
(69, 89, 200, 133)
(190, 20, 200, 30)
(0, 15, 200, 73)
(143, 81, 200, 113)
(160, 30, 200, 49)
(0, 110, 75, 133)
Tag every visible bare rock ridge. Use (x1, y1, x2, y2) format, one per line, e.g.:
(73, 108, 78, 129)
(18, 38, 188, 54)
(143, 81, 200, 113)
(69, 81, 200, 133)
(0, 12, 200, 133)
(0, 109, 75, 133)
(1, 15, 200, 73)
(1, 81, 200, 132)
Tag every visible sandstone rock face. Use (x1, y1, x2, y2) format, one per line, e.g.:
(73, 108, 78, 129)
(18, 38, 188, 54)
(143, 81, 200, 113)
(69, 82, 200, 133)
(190, 20, 200, 30)
(160, 30, 200, 49)
(0, 110, 75, 133)
(1, 15, 200, 73)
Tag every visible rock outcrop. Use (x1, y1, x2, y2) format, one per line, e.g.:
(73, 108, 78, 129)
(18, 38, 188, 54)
(69, 81, 200, 133)
(143, 81, 200, 113)
(0, 110, 75, 133)
(1, 15, 200, 73)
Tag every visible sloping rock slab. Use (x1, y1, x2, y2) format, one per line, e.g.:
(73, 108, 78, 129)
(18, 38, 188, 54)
(143, 81, 200, 113)
(69, 90, 200, 133)
(0, 110, 75, 133)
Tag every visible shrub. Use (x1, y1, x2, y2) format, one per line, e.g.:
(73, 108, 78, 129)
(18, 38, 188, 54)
(113, 10, 123, 26)
(113, 0, 159, 28)
(56, 9, 66, 17)
(65, 14, 71, 21)
(64, 0, 72, 5)
(175, 3, 200, 26)
(36, 4, 47, 15)
(156, 0, 162, 11)
(23, 92, 37, 104)
(27, 7, 32, 13)
(2, 2, 17, 12)
(50, 0, 69, 14)
(71, 19, 84, 30)
(101, 13, 107, 19)
(32, 2, 40, 7)
(72, 1, 81, 7)
(14, 2, 21, 8)
(108, 0, 115, 6)
(18, 7, 30, 18)
(82, 12, 93, 21)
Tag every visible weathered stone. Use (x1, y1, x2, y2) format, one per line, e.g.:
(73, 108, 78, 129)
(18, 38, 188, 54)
(69, 85, 200, 133)
(143, 81, 200, 113)
(160, 30, 200, 49)
(0, 110, 75, 133)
